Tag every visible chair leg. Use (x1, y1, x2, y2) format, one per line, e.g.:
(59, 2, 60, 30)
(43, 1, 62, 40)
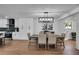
(63, 42, 65, 48)
(45, 44, 46, 50)
(36, 40, 38, 48)
(55, 44, 56, 48)
(48, 44, 49, 50)
(55, 42, 57, 48)
(28, 40, 29, 48)
(38, 44, 39, 49)
(28, 40, 30, 48)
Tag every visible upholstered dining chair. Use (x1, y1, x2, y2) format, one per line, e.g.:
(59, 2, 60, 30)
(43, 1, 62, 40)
(38, 34, 46, 49)
(48, 34, 57, 49)
(27, 33, 36, 48)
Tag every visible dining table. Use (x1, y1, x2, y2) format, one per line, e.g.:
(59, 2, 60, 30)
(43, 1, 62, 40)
(31, 34, 65, 48)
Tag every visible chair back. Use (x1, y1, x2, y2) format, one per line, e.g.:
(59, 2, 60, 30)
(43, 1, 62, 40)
(38, 34, 46, 44)
(48, 34, 56, 44)
(61, 33, 65, 38)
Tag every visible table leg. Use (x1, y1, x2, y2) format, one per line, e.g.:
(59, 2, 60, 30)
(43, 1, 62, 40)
(36, 39, 38, 48)
(3, 37, 5, 45)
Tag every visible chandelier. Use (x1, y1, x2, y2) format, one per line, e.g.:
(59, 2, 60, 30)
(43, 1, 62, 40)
(38, 12, 54, 23)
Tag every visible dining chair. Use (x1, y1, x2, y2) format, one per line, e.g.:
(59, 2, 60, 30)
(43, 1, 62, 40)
(48, 34, 57, 49)
(38, 34, 46, 49)
(61, 33, 65, 48)
(27, 33, 36, 48)
(61, 33, 65, 38)
(56, 33, 65, 48)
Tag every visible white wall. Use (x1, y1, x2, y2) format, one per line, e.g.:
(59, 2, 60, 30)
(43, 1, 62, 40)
(55, 15, 77, 40)
(0, 18, 7, 33)
(0, 17, 77, 40)
(75, 13, 79, 49)
(33, 17, 55, 34)
(33, 17, 43, 34)
(13, 18, 34, 40)
(59, 12, 79, 50)
(0, 19, 7, 27)
(0, 18, 35, 40)
(33, 16, 77, 40)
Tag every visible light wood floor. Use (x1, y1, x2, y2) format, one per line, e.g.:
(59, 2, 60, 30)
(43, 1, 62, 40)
(0, 39, 79, 55)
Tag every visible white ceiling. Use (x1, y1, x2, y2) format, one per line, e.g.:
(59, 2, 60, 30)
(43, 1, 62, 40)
(0, 4, 79, 19)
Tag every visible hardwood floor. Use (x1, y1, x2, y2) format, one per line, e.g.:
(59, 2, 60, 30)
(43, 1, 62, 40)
(0, 39, 79, 55)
